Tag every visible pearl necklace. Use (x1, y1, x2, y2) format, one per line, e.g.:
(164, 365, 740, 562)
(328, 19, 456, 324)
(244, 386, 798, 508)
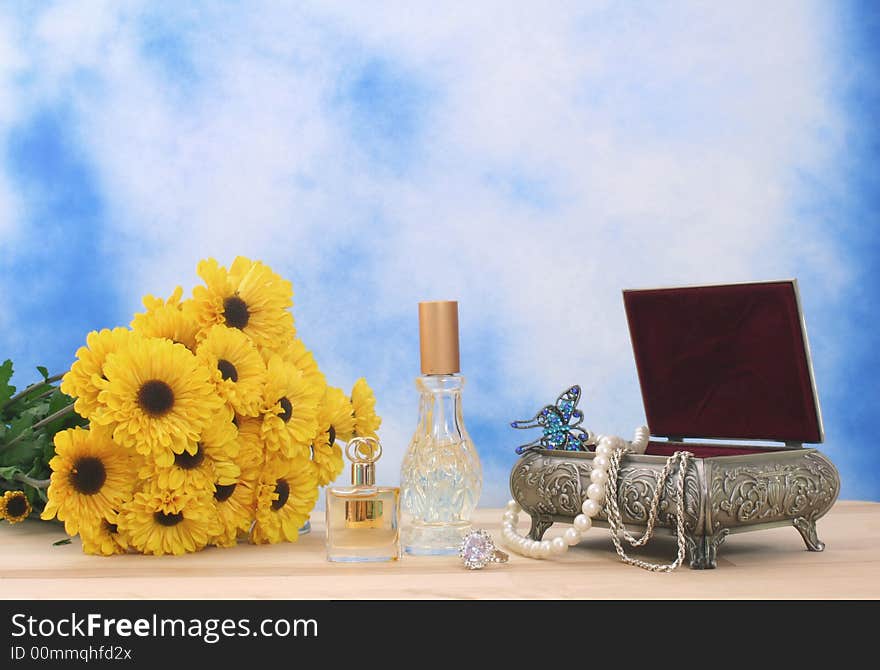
(501, 426, 650, 559)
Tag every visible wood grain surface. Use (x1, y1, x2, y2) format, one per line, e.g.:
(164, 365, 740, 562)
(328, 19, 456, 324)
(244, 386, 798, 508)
(2, 502, 877, 599)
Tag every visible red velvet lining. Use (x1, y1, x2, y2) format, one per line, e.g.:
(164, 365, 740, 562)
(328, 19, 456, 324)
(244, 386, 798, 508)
(623, 281, 822, 443)
(645, 441, 780, 458)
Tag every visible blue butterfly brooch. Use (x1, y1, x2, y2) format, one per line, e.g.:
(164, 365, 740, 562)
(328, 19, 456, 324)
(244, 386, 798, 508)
(510, 385, 593, 455)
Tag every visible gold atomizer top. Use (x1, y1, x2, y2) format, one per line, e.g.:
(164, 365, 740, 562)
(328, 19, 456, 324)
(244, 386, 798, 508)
(418, 300, 460, 375)
(347, 437, 382, 486)
(345, 437, 384, 527)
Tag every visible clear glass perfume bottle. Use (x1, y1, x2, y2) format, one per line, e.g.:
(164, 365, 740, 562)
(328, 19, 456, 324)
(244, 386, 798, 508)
(326, 437, 400, 562)
(400, 301, 482, 555)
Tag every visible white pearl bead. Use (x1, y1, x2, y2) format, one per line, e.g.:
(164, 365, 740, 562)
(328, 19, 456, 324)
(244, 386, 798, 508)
(599, 435, 615, 448)
(592, 455, 610, 470)
(564, 527, 581, 546)
(539, 541, 552, 558)
(506, 500, 522, 514)
(551, 537, 567, 554)
(573, 514, 592, 532)
(590, 468, 608, 485)
(587, 483, 606, 503)
(630, 431, 649, 453)
(582, 499, 601, 518)
(502, 511, 517, 523)
(595, 444, 612, 458)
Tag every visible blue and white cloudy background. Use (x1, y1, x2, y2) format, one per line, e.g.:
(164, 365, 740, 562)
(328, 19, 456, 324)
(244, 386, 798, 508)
(1, 1, 878, 504)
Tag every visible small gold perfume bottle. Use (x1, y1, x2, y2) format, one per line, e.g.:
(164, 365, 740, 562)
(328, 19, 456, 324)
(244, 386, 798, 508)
(325, 437, 400, 562)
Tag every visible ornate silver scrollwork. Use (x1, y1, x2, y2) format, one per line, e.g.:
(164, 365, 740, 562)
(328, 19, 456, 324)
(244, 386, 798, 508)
(614, 461, 702, 534)
(510, 448, 840, 569)
(709, 452, 839, 530)
(510, 455, 586, 518)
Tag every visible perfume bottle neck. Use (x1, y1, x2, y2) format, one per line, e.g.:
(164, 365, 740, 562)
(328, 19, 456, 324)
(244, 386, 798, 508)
(416, 374, 466, 440)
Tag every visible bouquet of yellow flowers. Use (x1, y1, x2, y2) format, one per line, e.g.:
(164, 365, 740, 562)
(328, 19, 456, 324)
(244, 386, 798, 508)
(0, 256, 381, 556)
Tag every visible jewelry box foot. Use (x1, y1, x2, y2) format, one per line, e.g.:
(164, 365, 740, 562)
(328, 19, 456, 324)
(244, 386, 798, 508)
(528, 515, 553, 541)
(685, 529, 729, 570)
(792, 517, 825, 552)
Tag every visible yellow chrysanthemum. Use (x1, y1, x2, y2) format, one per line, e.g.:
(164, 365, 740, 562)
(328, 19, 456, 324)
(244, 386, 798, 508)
(93, 337, 223, 467)
(264, 337, 326, 388)
(41, 425, 137, 536)
(119, 486, 220, 556)
(351, 378, 381, 438)
(312, 386, 355, 486)
(260, 356, 321, 460)
(131, 286, 200, 352)
(211, 471, 258, 548)
(251, 456, 318, 544)
(144, 417, 240, 491)
(80, 514, 129, 556)
(187, 257, 295, 352)
(0, 490, 31, 524)
(197, 325, 266, 416)
(60, 328, 135, 419)
(235, 414, 266, 473)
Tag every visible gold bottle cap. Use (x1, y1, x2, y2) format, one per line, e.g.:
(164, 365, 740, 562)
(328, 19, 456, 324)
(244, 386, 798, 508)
(418, 300, 460, 375)
(347, 437, 382, 486)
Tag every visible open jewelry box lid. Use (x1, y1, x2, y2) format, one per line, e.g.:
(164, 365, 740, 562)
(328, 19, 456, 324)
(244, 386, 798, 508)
(622, 280, 823, 444)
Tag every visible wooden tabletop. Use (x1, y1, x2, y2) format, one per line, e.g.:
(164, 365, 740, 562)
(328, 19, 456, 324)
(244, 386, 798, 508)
(2, 501, 878, 600)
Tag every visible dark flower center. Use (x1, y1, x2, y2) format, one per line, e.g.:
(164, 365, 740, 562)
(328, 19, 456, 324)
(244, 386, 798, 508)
(214, 483, 237, 502)
(217, 359, 238, 382)
(174, 445, 205, 470)
(223, 296, 250, 329)
(6, 494, 28, 518)
(70, 457, 107, 495)
(154, 511, 184, 527)
(278, 397, 293, 423)
(137, 380, 175, 417)
(271, 479, 289, 510)
(328, 425, 336, 447)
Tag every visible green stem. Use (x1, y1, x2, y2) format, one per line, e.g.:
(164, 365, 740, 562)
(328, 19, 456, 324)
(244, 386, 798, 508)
(1, 373, 65, 411)
(30, 404, 75, 431)
(1, 404, 76, 450)
(34, 388, 58, 402)
(14, 472, 50, 489)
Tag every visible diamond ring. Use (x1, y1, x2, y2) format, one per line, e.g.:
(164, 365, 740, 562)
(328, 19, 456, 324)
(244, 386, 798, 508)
(459, 529, 509, 570)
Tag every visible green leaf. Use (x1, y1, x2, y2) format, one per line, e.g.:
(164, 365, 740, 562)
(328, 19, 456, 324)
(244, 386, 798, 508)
(39, 431, 56, 465)
(53, 538, 72, 546)
(0, 417, 34, 463)
(47, 389, 71, 414)
(21, 402, 50, 421)
(36, 366, 49, 381)
(0, 464, 24, 480)
(0, 359, 14, 407)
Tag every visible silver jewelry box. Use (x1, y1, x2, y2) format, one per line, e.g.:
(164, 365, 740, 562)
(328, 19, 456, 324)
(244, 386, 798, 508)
(509, 280, 840, 569)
